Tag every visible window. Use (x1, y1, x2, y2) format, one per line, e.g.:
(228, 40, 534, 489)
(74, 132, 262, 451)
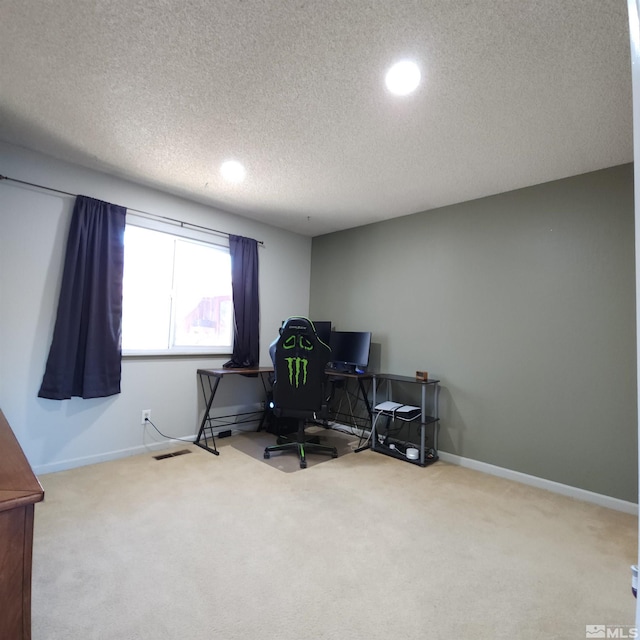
(121, 221, 233, 355)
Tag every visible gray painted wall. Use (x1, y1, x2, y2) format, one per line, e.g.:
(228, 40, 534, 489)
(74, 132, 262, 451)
(0, 142, 312, 474)
(310, 164, 637, 502)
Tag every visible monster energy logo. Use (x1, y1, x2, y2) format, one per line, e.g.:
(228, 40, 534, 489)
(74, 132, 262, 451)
(283, 334, 314, 387)
(285, 357, 308, 387)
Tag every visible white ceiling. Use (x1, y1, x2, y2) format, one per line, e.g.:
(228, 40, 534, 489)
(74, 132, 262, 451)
(0, 1, 633, 237)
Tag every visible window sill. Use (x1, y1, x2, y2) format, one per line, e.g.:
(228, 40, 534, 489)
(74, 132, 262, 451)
(122, 350, 232, 359)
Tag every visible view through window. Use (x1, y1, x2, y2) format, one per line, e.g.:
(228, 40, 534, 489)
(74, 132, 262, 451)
(122, 224, 233, 354)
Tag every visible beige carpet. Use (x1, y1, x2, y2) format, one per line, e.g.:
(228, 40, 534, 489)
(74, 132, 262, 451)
(31, 436, 637, 640)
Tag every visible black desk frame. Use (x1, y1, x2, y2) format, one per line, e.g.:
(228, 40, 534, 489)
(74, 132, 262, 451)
(326, 371, 374, 444)
(195, 367, 376, 457)
(196, 368, 440, 467)
(196, 367, 273, 455)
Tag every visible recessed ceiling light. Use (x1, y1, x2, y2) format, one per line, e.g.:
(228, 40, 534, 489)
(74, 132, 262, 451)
(220, 160, 246, 183)
(385, 60, 421, 96)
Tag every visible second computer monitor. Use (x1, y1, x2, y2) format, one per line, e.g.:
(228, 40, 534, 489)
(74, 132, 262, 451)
(310, 321, 332, 346)
(329, 331, 372, 373)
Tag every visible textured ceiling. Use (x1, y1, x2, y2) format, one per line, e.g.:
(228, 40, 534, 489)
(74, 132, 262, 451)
(0, 1, 633, 237)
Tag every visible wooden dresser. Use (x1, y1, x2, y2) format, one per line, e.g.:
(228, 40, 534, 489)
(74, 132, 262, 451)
(0, 410, 44, 640)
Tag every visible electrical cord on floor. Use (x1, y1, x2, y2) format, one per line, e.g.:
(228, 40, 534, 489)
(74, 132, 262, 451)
(362, 410, 385, 446)
(144, 417, 193, 443)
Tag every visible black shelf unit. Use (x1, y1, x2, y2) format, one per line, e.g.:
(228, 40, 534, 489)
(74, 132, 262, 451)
(370, 375, 440, 467)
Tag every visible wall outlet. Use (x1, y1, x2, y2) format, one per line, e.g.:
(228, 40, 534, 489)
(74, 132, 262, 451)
(141, 410, 151, 424)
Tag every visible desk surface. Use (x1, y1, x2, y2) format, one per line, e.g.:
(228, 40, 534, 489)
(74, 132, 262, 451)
(377, 373, 440, 384)
(197, 367, 274, 377)
(198, 367, 376, 379)
(197, 369, 437, 386)
(326, 369, 374, 379)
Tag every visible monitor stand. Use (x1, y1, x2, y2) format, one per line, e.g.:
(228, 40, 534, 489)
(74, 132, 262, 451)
(329, 363, 357, 374)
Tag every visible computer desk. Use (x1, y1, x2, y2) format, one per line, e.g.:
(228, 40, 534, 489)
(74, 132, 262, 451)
(325, 370, 375, 445)
(195, 367, 274, 455)
(195, 367, 375, 456)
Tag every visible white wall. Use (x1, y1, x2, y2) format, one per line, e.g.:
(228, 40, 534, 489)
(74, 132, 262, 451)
(0, 141, 312, 474)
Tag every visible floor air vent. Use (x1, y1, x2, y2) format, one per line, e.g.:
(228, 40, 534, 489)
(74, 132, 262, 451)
(153, 449, 192, 460)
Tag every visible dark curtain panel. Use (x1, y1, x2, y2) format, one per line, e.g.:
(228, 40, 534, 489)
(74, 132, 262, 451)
(38, 196, 126, 400)
(223, 234, 260, 368)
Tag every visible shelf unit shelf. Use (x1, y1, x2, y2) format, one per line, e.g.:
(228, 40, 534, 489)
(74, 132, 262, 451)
(370, 374, 440, 467)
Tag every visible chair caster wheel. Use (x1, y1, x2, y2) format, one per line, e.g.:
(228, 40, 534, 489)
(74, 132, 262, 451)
(332, 452, 338, 458)
(300, 461, 307, 469)
(263, 451, 270, 459)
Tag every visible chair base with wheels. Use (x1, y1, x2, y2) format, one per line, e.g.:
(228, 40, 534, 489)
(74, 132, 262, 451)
(263, 416, 337, 469)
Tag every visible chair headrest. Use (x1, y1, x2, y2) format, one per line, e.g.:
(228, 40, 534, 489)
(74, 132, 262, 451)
(278, 318, 317, 352)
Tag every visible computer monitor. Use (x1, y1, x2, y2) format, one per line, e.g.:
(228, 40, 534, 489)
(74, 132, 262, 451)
(329, 331, 372, 373)
(310, 321, 332, 346)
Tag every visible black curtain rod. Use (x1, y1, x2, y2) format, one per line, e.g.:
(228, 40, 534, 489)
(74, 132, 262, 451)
(0, 174, 264, 246)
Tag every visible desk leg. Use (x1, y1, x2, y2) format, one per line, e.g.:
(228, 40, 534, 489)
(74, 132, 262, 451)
(195, 374, 221, 455)
(354, 377, 375, 453)
(257, 372, 271, 432)
(358, 378, 373, 423)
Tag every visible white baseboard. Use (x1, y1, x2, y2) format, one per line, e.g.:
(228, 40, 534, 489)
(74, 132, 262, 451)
(34, 437, 196, 476)
(34, 402, 266, 476)
(437, 451, 638, 515)
(328, 421, 368, 436)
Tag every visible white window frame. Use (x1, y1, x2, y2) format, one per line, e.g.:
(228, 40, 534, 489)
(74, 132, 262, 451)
(121, 213, 234, 357)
